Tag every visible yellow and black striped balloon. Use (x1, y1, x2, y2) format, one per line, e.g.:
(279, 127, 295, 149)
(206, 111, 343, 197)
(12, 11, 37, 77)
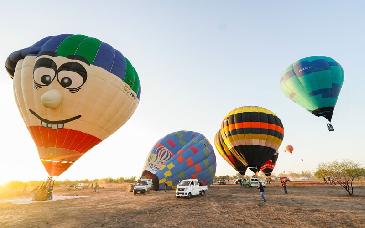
(214, 132, 247, 175)
(217, 106, 284, 173)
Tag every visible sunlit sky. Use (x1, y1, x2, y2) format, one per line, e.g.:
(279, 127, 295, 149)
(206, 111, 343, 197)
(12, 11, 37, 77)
(0, 1, 364, 184)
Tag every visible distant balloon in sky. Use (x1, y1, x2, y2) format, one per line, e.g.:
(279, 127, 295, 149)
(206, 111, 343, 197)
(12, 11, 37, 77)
(5, 34, 141, 177)
(141, 131, 216, 190)
(285, 145, 294, 154)
(216, 106, 284, 175)
(280, 56, 344, 131)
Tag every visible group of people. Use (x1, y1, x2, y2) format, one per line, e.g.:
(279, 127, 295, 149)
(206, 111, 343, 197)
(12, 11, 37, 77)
(90, 182, 99, 192)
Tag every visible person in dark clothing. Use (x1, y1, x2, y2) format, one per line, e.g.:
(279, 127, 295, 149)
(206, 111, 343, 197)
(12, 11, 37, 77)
(258, 182, 266, 202)
(164, 182, 168, 192)
(281, 180, 288, 194)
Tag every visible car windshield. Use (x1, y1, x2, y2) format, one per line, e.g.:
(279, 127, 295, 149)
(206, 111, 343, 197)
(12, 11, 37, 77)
(179, 181, 191, 186)
(136, 181, 147, 186)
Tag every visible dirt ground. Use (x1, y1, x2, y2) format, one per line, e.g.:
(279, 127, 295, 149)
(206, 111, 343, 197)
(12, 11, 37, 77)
(0, 183, 364, 228)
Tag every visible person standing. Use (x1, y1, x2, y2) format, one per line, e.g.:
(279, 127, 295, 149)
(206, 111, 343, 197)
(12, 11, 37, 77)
(164, 182, 168, 192)
(94, 181, 99, 192)
(281, 179, 288, 194)
(258, 182, 266, 203)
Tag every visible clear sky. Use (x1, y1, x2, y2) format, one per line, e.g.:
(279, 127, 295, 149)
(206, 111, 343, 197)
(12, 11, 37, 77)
(0, 1, 364, 184)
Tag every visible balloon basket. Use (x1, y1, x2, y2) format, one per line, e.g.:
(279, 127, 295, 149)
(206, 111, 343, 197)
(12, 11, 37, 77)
(327, 123, 334, 131)
(32, 177, 54, 201)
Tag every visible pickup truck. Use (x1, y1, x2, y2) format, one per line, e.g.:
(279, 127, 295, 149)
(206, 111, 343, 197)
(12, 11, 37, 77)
(176, 179, 208, 198)
(133, 181, 150, 195)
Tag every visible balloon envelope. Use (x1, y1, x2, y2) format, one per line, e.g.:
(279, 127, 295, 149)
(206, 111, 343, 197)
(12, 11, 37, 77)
(260, 152, 279, 176)
(6, 34, 141, 176)
(280, 56, 344, 123)
(217, 106, 284, 174)
(285, 145, 294, 153)
(214, 132, 247, 175)
(141, 131, 216, 190)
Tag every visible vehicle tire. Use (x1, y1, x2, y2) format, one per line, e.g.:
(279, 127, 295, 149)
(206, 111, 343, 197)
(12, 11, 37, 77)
(188, 192, 192, 199)
(200, 190, 205, 196)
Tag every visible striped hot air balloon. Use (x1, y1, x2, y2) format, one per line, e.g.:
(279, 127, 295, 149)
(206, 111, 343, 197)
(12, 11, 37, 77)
(280, 56, 344, 131)
(217, 106, 284, 175)
(285, 145, 294, 154)
(260, 152, 278, 176)
(6, 34, 141, 177)
(141, 131, 216, 190)
(214, 132, 247, 175)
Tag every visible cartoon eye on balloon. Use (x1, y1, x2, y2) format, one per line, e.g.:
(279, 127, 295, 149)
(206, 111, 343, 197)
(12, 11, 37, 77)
(215, 106, 284, 176)
(5, 34, 141, 178)
(280, 56, 344, 131)
(141, 131, 216, 190)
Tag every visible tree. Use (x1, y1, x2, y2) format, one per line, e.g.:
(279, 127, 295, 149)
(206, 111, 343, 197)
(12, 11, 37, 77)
(314, 160, 365, 196)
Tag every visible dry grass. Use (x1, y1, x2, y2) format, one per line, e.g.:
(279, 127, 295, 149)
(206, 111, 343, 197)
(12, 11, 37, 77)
(0, 183, 364, 227)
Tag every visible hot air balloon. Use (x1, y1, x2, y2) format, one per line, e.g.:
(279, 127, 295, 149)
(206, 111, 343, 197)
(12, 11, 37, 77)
(260, 152, 278, 176)
(216, 106, 284, 175)
(141, 131, 216, 190)
(285, 145, 294, 153)
(6, 34, 140, 199)
(214, 132, 247, 175)
(280, 56, 344, 131)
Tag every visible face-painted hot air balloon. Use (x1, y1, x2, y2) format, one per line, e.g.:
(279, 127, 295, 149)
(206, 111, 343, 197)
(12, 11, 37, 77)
(214, 132, 247, 175)
(280, 56, 344, 131)
(260, 152, 278, 176)
(141, 131, 216, 190)
(217, 106, 284, 175)
(6, 34, 140, 178)
(285, 145, 294, 153)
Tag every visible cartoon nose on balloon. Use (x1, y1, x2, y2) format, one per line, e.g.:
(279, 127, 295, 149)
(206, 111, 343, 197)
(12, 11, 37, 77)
(41, 89, 63, 109)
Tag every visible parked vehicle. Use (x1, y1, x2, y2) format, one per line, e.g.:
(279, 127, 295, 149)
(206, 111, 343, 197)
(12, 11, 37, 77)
(139, 179, 153, 190)
(248, 177, 266, 187)
(235, 179, 243, 184)
(176, 179, 208, 198)
(133, 181, 150, 195)
(217, 179, 226, 185)
(74, 183, 88, 190)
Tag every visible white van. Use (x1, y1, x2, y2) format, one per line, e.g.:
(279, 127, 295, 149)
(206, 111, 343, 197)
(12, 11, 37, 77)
(139, 179, 153, 190)
(249, 177, 266, 187)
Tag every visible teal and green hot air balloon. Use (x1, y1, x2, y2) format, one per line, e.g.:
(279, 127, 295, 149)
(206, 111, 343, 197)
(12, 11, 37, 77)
(280, 56, 344, 131)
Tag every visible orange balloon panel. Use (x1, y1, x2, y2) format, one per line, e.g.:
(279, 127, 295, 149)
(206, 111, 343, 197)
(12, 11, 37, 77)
(28, 126, 102, 176)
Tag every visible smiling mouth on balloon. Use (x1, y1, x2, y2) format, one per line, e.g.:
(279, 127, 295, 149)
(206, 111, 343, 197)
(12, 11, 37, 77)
(29, 109, 81, 129)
